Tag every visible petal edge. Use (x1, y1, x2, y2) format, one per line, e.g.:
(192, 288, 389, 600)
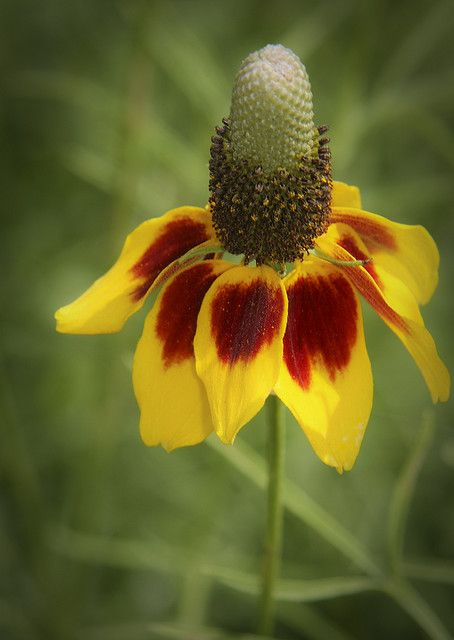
(55, 207, 215, 334)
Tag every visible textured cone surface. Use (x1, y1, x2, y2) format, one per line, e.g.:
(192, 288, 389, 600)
(209, 45, 332, 265)
(230, 44, 317, 173)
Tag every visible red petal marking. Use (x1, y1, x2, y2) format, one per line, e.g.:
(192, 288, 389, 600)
(211, 278, 284, 365)
(331, 244, 409, 334)
(156, 262, 219, 369)
(338, 234, 382, 287)
(330, 212, 397, 251)
(284, 273, 358, 390)
(130, 217, 209, 301)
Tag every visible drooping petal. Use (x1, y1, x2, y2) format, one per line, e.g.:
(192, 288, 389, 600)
(331, 181, 362, 209)
(329, 206, 439, 304)
(194, 265, 288, 444)
(55, 207, 215, 334)
(316, 229, 450, 403)
(133, 260, 233, 450)
(274, 259, 373, 472)
(331, 224, 423, 322)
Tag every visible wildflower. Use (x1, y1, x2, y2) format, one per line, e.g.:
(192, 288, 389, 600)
(55, 45, 449, 471)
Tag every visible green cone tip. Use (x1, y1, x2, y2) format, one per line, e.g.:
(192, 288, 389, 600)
(229, 44, 317, 173)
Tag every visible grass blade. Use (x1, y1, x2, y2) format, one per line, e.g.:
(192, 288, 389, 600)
(387, 411, 436, 572)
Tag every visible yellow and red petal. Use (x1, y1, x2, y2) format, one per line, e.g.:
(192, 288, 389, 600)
(316, 231, 450, 403)
(133, 260, 233, 450)
(55, 206, 215, 334)
(194, 265, 288, 444)
(274, 259, 373, 472)
(329, 206, 439, 304)
(329, 224, 423, 322)
(331, 181, 362, 209)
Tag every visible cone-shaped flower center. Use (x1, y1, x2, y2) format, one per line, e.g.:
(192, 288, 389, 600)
(230, 45, 317, 173)
(209, 44, 332, 267)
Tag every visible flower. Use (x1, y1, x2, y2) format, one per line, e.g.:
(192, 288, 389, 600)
(55, 45, 450, 472)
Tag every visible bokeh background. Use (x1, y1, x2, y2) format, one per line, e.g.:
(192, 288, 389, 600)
(2, 1, 454, 638)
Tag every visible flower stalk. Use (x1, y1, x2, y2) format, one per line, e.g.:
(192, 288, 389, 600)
(258, 394, 286, 636)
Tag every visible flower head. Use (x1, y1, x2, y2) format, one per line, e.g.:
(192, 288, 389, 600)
(55, 45, 450, 472)
(210, 44, 331, 265)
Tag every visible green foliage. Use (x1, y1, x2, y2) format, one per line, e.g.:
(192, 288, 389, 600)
(1, 0, 453, 638)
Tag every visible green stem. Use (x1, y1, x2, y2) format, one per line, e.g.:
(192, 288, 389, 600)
(258, 395, 286, 636)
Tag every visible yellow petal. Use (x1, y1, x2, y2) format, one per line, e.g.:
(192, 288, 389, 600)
(332, 181, 362, 209)
(194, 265, 288, 444)
(274, 260, 373, 472)
(55, 206, 215, 334)
(317, 231, 450, 403)
(133, 260, 233, 450)
(329, 207, 439, 304)
(323, 223, 424, 323)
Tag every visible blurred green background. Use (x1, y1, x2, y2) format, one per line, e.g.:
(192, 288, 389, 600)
(2, 1, 453, 638)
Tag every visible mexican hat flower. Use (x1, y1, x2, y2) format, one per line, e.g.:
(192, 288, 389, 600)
(55, 45, 450, 472)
